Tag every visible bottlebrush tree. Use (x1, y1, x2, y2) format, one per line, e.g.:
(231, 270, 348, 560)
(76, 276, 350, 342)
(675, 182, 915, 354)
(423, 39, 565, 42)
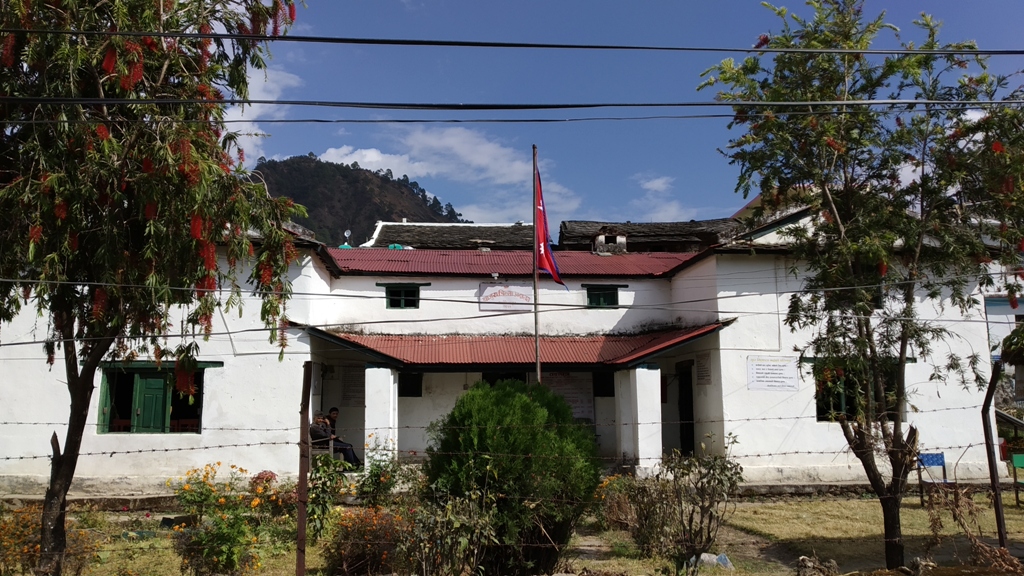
(0, 1, 300, 574)
(700, 0, 1024, 569)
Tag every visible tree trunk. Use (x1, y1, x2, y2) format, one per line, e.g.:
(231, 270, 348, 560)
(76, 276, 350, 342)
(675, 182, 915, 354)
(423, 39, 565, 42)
(36, 362, 96, 575)
(880, 492, 904, 569)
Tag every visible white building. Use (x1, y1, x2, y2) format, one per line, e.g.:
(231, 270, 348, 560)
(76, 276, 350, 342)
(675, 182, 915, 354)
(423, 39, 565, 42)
(0, 219, 999, 495)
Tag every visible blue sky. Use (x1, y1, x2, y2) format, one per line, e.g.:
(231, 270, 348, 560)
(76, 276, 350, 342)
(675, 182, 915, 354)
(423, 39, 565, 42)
(233, 1, 1024, 231)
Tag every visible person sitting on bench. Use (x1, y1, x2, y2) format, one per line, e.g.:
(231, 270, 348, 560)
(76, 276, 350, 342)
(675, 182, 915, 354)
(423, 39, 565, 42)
(310, 410, 361, 467)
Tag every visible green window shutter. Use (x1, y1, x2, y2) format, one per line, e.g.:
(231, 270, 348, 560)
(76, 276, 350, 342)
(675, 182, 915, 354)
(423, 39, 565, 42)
(97, 371, 111, 434)
(133, 374, 168, 433)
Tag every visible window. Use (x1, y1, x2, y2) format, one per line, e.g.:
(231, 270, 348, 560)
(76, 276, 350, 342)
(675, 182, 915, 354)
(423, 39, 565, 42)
(98, 363, 220, 433)
(584, 284, 627, 308)
(378, 282, 430, 309)
(398, 372, 423, 397)
(482, 372, 526, 385)
(592, 371, 615, 397)
(814, 359, 900, 422)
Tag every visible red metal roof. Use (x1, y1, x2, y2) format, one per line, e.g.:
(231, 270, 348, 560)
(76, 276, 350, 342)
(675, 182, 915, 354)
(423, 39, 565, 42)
(325, 323, 723, 366)
(324, 248, 698, 277)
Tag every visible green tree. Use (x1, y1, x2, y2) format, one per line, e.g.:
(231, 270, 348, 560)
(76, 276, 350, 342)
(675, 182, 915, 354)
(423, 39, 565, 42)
(700, 0, 1024, 568)
(0, 1, 301, 574)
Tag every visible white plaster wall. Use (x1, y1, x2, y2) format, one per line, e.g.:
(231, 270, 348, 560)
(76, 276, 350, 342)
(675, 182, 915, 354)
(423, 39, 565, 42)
(710, 254, 995, 483)
(396, 373, 472, 454)
(670, 256, 719, 326)
(0, 251, 319, 496)
(324, 276, 672, 335)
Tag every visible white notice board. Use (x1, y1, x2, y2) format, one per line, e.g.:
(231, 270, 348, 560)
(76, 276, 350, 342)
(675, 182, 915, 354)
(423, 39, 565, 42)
(746, 356, 799, 392)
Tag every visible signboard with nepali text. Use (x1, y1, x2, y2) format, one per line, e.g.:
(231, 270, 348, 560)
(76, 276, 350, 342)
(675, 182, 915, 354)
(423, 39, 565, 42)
(479, 283, 534, 311)
(746, 355, 800, 392)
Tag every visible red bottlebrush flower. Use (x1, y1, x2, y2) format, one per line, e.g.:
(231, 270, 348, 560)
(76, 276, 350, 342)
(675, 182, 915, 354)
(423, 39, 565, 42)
(92, 287, 107, 321)
(1019, 238, 1024, 252)
(196, 275, 216, 294)
(142, 36, 158, 51)
(102, 48, 116, 74)
(1001, 222, 1009, 234)
(142, 158, 154, 173)
(258, 262, 273, 285)
(144, 201, 158, 220)
(1010, 293, 1019, 310)
(895, 117, 903, 128)
(174, 364, 196, 395)
(825, 137, 844, 153)
(1003, 177, 1015, 195)
(992, 141, 1005, 154)
(2, 35, 16, 68)
(248, 243, 255, 257)
(754, 34, 770, 49)
(190, 214, 204, 239)
(238, 148, 245, 164)
(54, 201, 67, 220)
(288, 2, 296, 22)
(877, 261, 888, 277)
(200, 313, 213, 336)
(220, 163, 231, 174)
(68, 232, 78, 251)
(95, 124, 110, 140)
(821, 210, 833, 224)
(28, 225, 42, 244)
(40, 172, 51, 193)
(200, 240, 217, 271)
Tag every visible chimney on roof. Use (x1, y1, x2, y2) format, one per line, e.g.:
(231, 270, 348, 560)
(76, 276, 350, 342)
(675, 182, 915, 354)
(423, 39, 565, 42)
(402, 217, 407, 223)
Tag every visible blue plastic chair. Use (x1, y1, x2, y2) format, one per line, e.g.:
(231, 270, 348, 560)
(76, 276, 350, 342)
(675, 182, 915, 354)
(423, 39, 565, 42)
(917, 452, 955, 506)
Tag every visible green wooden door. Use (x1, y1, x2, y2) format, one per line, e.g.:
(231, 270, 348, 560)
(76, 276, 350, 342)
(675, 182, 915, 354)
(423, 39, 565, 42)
(133, 374, 168, 433)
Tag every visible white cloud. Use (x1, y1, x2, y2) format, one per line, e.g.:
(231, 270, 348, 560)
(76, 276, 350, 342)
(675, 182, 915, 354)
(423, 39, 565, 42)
(628, 172, 697, 222)
(637, 175, 675, 193)
(318, 127, 582, 223)
(224, 67, 303, 164)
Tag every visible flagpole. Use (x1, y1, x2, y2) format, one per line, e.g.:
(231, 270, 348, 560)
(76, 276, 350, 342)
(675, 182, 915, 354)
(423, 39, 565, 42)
(532, 145, 542, 385)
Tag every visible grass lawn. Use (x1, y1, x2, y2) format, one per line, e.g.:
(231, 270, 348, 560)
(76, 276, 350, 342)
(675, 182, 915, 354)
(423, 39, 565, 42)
(47, 491, 1024, 576)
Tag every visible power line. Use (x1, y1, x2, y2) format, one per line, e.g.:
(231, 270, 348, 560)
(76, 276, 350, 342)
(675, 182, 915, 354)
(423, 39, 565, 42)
(3, 28, 1023, 57)
(3, 96, 1024, 111)
(2, 104, 1017, 126)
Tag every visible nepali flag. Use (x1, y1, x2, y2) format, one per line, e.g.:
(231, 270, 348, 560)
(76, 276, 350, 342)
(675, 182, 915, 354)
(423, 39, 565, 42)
(534, 150, 565, 287)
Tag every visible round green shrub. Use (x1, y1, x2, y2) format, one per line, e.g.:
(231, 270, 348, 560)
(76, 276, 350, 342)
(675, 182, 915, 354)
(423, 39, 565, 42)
(423, 379, 601, 576)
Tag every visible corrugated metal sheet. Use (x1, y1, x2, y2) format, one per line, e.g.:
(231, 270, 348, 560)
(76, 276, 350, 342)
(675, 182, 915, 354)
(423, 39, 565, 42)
(327, 323, 722, 366)
(325, 248, 698, 277)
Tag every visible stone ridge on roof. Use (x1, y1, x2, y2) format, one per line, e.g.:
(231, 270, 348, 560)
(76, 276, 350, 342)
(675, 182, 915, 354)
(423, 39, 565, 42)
(366, 222, 534, 250)
(558, 218, 742, 246)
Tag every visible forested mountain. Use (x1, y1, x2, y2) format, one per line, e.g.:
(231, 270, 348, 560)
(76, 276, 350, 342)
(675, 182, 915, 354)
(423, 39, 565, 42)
(253, 154, 469, 246)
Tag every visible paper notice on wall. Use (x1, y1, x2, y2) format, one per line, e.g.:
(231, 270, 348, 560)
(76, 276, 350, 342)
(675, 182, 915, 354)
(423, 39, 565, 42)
(543, 372, 595, 421)
(695, 352, 712, 386)
(746, 356, 799, 392)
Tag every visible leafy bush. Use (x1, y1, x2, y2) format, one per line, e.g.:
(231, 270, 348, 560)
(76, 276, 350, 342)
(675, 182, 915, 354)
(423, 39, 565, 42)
(623, 444, 743, 576)
(356, 456, 401, 507)
(398, 491, 498, 576)
(169, 463, 295, 576)
(423, 379, 601, 576)
(308, 454, 351, 542)
(320, 507, 405, 576)
(0, 504, 99, 576)
(594, 474, 633, 531)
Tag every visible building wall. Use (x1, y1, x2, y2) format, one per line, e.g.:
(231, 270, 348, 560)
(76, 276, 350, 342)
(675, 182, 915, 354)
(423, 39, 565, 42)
(324, 276, 673, 335)
(0, 253, 316, 496)
(707, 254, 994, 483)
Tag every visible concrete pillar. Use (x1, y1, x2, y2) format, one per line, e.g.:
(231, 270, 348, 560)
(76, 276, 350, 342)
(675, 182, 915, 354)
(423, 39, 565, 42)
(633, 364, 663, 471)
(614, 370, 636, 463)
(614, 364, 663, 473)
(364, 364, 398, 463)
